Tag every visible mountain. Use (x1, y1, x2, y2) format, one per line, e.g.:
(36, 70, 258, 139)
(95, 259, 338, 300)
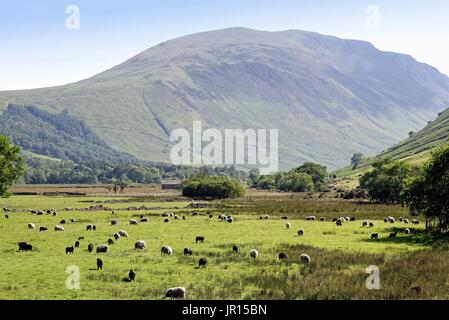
(1, 27, 449, 170)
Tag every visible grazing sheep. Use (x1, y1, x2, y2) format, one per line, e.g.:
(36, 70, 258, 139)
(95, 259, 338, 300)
(195, 236, 205, 243)
(286, 223, 292, 229)
(198, 258, 207, 268)
(369, 222, 374, 228)
(108, 239, 114, 245)
(232, 245, 239, 253)
(412, 219, 420, 225)
(114, 233, 121, 241)
(336, 219, 343, 226)
(18, 242, 33, 252)
(384, 218, 389, 223)
(140, 218, 148, 223)
(75, 241, 80, 248)
(371, 233, 379, 240)
(389, 217, 395, 224)
(320, 217, 326, 222)
(227, 217, 234, 223)
(279, 252, 288, 260)
(263, 215, 270, 220)
(297, 229, 304, 236)
(184, 248, 193, 256)
(305, 216, 316, 221)
(54, 225, 65, 231)
(39, 227, 48, 232)
(362, 220, 369, 227)
(118, 230, 128, 238)
(93, 225, 97, 231)
(97, 258, 103, 270)
(66, 246, 74, 254)
(129, 269, 136, 282)
(345, 217, 351, 221)
(389, 232, 398, 238)
(405, 228, 411, 234)
(111, 220, 119, 226)
(191, 211, 199, 216)
(96, 244, 109, 254)
(350, 217, 356, 221)
(5, 215, 8, 219)
(86, 224, 94, 231)
(182, 216, 186, 220)
(399, 217, 403, 222)
(135, 240, 147, 250)
(52, 212, 57, 217)
(112, 210, 116, 215)
(218, 214, 226, 221)
(88, 243, 94, 253)
(404, 219, 410, 224)
(28, 223, 36, 230)
(165, 287, 186, 299)
(162, 212, 172, 217)
(60, 220, 66, 224)
(163, 218, 170, 223)
(299, 254, 311, 264)
(78, 237, 84, 240)
(70, 219, 75, 223)
(161, 246, 173, 255)
(130, 219, 139, 225)
(281, 216, 289, 220)
(250, 249, 258, 259)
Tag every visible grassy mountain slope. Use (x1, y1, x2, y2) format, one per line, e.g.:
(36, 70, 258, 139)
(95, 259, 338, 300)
(1, 28, 449, 170)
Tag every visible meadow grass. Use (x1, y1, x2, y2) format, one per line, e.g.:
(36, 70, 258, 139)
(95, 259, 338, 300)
(0, 195, 445, 300)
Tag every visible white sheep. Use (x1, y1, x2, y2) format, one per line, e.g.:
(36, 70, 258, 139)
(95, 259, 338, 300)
(405, 228, 411, 234)
(165, 287, 186, 299)
(362, 220, 369, 227)
(135, 240, 147, 250)
(161, 246, 173, 255)
(250, 249, 259, 258)
(54, 225, 65, 231)
(130, 219, 139, 225)
(299, 253, 311, 264)
(306, 216, 316, 221)
(28, 223, 35, 229)
(118, 230, 129, 238)
(96, 244, 109, 253)
(286, 223, 291, 229)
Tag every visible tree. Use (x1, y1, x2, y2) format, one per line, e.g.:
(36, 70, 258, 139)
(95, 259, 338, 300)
(279, 172, 314, 192)
(351, 153, 365, 170)
(118, 180, 128, 193)
(180, 175, 245, 199)
(248, 168, 260, 184)
(294, 162, 328, 191)
(359, 158, 412, 203)
(403, 146, 449, 232)
(255, 176, 276, 190)
(0, 135, 25, 197)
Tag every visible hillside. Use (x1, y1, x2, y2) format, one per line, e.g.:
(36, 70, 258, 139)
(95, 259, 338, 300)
(1, 28, 449, 170)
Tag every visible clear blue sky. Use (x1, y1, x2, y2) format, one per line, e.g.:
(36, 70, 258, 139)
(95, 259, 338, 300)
(1, 0, 448, 90)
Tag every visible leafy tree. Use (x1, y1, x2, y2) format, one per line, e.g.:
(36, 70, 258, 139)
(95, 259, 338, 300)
(181, 175, 245, 199)
(248, 168, 260, 184)
(351, 153, 365, 170)
(294, 162, 328, 191)
(0, 136, 25, 197)
(402, 146, 449, 232)
(359, 158, 412, 203)
(255, 176, 276, 190)
(279, 172, 314, 192)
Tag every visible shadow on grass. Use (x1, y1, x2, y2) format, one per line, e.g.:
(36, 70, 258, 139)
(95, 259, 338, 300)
(362, 228, 446, 246)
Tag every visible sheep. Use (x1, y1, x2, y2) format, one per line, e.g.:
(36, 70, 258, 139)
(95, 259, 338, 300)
(297, 229, 304, 236)
(369, 222, 374, 228)
(404, 228, 411, 234)
(250, 249, 258, 259)
(350, 217, 356, 221)
(299, 254, 311, 264)
(18, 242, 33, 252)
(263, 215, 270, 220)
(371, 233, 379, 240)
(93, 225, 97, 231)
(336, 219, 343, 226)
(384, 218, 389, 223)
(108, 239, 114, 245)
(60, 220, 66, 224)
(198, 258, 207, 268)
(232, 245, 239, 253)
(412, 219, 420, 225)
(70, 219, 75, 223)
(54, 225, 65, 231)
(88, 243, 94, 253)
(410, 285, 422, 294)
(195, 236, 205, 243)
(184, 248, 193, 256)
(129, 269, 136, 282)
(345, 217, 351, 222)
(140, 218, 148, 223)
(279, 252, 288, 260)
(182, 216, 186, 220)
(52, 212, 57, 217)
(28, 223, 35, 230)
(320, 217, 326, 222)
(86, 224, 94, 231)
(111, 220, 119, 226)
(130, 219, 139, 225)
(305, 216, 316, 221)
(286, 223, 292, 229)
(399, 217, 403, 222)
(209, 214, 213, 219)
(135, 240, 147, 250)
(174, 215, 181, 220)
(165, 287, 186, 299)
(218, 214, 226, 221)
(75, 241, 80, 248)
(404, 219, 410, 224)
(114, 233, 121, 241)
(66, 246, 74, 254)
(161, 246, 173, 255)
(39, 227, 48, 232)
(227, 217, 234, 223)
(389, 217, 396, 224)
(162, 212, 171, 217)
(96, 244, 109, 254)
(389, 232, 398, 238)
(118, 230, 128, 238)
(191, 211, 199, 216)
(112, 210, 116, 215)
(281, 216, 289, 220)
(97, 258, 103, 270)
(362, 220, 369, 227)
(5, 215, 8, 219)
(163, 218, 170, 223)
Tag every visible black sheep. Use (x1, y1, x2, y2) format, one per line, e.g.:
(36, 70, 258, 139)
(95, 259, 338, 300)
(66, 246, 74, 254)
(108, 239, 114, 245)
(198, 258, 207, 268)
(97, 258, 103, 270)
(389, 232, 398, 238)
(39, 227, 48, 232)
(371, 233, 379, 240)
(232, 245, 239, 253)
(88, 243, 94, 253)
(279, 253, 288, 260)
(184, 248, 193, 256)
(18, 242, 32, 252)
(60, 220, 66, 224)
(5, 215, 8, 219)
(75, 241, 80, 248)
(129, 269, 136, 282)
(195, 236, 205, 243)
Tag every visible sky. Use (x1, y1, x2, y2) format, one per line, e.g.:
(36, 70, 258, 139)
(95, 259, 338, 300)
(1, 0, 449, 91)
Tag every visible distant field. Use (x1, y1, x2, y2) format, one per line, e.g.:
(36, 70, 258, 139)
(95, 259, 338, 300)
(1, 193, 447, 300)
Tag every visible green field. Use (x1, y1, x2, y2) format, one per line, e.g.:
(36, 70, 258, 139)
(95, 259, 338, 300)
(1, 194, 448, 300)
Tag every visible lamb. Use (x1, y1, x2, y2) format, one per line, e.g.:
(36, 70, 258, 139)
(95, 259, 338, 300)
(39, 227, 48, 232)
(182, 216, 186, 220)
(118, 230, 128, 238)
(184, 248, 193, 256)
(165, 287, 186, 299)
(279, 252, 288, 260)
(114, 233, 121, 241)
(198, 258, 207, 268)
(412, 219, 420, 225)
(66, 246, 74, 254)
(162, 212, 171, 217)
(297, 229, 304, 236)
(209, 214, 213, 219)
(97, 258, 103, 270)
(130, 219, 139, 225)
(129, 269, 136, 282)
(250, 249, 258, 259)
(135, 240, 147, 250)
(371, 233, 379, 240)
(161, 246, 173, 255)
(286, 223, 292, 229)
(96, 244, 109, 254)
(75, 241, 80, 248)
(70, 219, 75, 223)
(195, 236, 205, 243)
(389, 217, 396, 224)
(88, 243, 94, 253)
(232, 245, 239, 253)
(263, 215, 270, 220)
(54, 225, 65, 231)
(299, 254, 311, 264)
(28, 223, 35, 229)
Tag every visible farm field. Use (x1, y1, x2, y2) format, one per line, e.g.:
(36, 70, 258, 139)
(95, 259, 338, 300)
(1, 193, 448, 300)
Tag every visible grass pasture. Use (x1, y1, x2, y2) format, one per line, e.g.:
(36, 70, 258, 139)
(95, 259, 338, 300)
(0, 194, 447, 300)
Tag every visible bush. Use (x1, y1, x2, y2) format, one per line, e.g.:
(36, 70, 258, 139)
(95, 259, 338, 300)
(181, 175, 245, 199)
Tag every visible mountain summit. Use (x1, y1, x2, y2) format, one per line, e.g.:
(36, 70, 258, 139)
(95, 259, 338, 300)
(1, 27, 449, 169)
